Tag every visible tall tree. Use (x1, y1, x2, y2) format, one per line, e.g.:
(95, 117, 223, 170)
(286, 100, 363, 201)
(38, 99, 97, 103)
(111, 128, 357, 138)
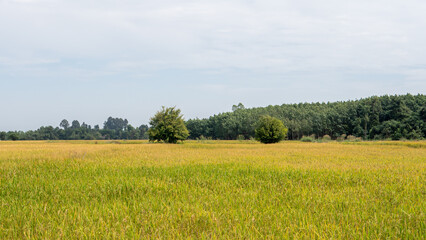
(103, 117, 129, 131)
(71, 120, 80, 129)
(60, 119, 70, 130)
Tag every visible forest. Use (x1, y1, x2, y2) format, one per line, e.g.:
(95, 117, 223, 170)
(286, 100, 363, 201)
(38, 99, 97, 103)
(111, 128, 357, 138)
(186, 94, 426, 140)
(1, 94, 425, 141)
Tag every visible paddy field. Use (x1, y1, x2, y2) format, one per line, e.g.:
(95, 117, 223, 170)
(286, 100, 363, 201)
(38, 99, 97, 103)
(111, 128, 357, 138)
(0, 140, 425, 238)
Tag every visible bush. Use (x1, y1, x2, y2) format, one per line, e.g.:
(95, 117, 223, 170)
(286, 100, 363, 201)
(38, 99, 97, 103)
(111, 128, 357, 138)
(236, 135, 245, 141)
(345, 135, 362, 142)
(337, 134, 347, 142)
(255, 116, 288, 144)
(197, 135, 207, 141)
(322, 135, 331, 142)
(346, 135, 357, 141)
(148, 106, 189, 143)
(197, 135, 212, 142)
(300, 136, 314, 142)
(7, 133, 19, 141)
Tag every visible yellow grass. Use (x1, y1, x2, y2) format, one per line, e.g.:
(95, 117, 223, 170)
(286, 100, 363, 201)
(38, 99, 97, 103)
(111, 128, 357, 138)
(0, 140, 425, 238)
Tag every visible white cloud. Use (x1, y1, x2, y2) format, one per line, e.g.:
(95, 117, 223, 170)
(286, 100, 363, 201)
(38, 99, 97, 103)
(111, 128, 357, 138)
(1, 0, 425, 73)
(1, 0, 425, 130)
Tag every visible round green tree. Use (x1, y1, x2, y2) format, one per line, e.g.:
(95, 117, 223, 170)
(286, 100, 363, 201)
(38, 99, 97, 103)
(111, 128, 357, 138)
(7, 132, 19, 141)
(148, 106, 189, 143)
(255, 116, 288, 144)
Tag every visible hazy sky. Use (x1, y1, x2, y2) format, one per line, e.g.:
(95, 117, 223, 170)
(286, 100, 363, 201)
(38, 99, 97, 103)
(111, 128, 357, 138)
(1, 0, 425, 131)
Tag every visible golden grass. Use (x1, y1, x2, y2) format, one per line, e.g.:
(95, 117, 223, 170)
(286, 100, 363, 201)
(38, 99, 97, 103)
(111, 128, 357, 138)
(0, 140, 425, 239)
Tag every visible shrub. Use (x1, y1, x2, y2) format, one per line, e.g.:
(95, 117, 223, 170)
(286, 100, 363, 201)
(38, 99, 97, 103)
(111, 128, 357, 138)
(197, 135, 207, 141)
(337, 134, 347, 142)
(236, 135, 245, 141)
(197, 135, 212, 143)
(300, 136, 314, 142)
(148, 106, 189, 143)
(346, 135, 357, 141)
(322, 135, 331, 142)
(255, 116, 288, 144)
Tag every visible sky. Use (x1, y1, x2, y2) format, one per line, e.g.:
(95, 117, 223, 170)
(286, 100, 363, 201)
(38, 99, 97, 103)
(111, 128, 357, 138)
(1, 0, 425, 131)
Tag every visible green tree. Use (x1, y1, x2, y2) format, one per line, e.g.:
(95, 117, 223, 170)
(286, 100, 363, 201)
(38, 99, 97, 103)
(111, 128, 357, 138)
(0, 131, 6, 140)
(138, 124, 149, 139)
(148, 106, 189, 143)
(60, 119, 70, 130)
(232, 103, 245, 112)
(255, 115, 288, 144)
(71, 120, 80, 129)
(103, 117, 128, 131)
(8, 132, 19, 141)
(125, 125, 140, 140)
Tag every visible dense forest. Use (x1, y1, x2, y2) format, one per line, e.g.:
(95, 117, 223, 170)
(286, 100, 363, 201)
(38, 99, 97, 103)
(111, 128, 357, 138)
(186, 94, 426, 140)
(1, 94, 425, 141)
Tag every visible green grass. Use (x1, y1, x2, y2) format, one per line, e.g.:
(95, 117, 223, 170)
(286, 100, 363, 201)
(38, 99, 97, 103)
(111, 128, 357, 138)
(0, 141, 425, 239)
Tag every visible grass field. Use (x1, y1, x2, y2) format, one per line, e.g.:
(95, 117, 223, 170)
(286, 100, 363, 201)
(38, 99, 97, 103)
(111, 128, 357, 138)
(0, 140, 425, 239)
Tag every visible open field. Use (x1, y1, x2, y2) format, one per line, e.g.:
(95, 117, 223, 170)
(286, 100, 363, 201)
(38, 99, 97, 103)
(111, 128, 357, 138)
(0, 140, 425, 239)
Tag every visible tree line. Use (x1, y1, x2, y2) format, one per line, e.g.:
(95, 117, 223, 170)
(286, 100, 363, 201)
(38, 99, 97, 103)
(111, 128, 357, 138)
(0, 117, 149, 141)
(1, 94, 425, 141)
(186, 94, 426, 140)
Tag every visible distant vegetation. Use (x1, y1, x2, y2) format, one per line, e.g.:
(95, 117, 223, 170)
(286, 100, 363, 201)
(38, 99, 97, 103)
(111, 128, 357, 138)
(186, 94, 425, 140)
(1, 94, 425, 141)
(0, 117, 149, 141)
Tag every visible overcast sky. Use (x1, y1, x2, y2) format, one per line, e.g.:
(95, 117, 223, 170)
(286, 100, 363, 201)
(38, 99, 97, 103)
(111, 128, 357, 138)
(1, 0, 425, 131)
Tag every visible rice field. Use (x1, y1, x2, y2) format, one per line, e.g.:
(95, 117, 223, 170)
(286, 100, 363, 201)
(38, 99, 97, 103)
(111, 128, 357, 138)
(0, 140, 425, 239)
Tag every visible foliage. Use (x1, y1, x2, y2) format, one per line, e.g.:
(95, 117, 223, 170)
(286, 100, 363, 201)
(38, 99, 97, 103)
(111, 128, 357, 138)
(103, 117, 129, 131)
(2, 94, 425, 142)
(186, 94, 426, 140)
(7, 132, 19, 141)
(0, 131, 6, 140)
(346, 135, 359, 142)
(236, 134, 245, 141)
(300, 136, 314, 142)
(0, 118, 149, 141)
(71, 120, 81, 129)
(59, 119, 69, 129)
(336, 134, 347, 142)
(148, 106, 189, 143)
(232, 102, 245, 112)
(255, 116, 288, 144)
(322, 135, 332, 142)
